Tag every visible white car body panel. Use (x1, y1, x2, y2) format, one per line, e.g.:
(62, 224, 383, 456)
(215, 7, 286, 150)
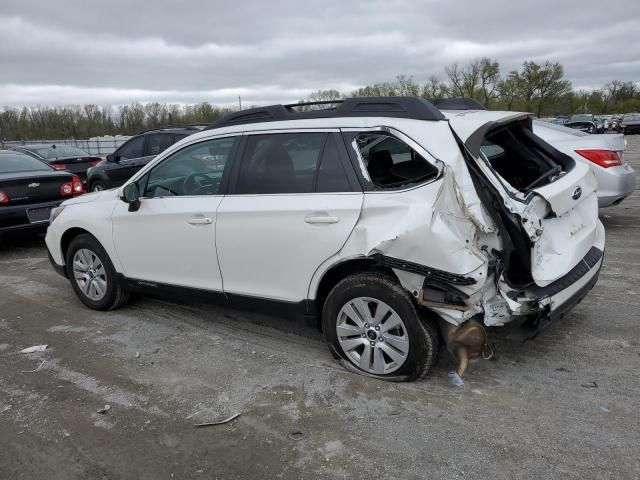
(111, 196, 223, 291)
(216, 192, 362, 302)
(45, 108, 605, 332)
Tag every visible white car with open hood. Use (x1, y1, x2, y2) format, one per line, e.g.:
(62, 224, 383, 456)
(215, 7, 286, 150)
(46, 97, 604, 381)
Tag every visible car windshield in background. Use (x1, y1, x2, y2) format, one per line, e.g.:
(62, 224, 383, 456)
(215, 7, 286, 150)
(570, 114, 593, 122)
(33, 146, 89, 159)
(0, 152, 51, 173)
(623, 113, 640, 121)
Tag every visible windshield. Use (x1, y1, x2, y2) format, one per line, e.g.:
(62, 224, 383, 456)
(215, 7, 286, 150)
(623, 113, 640, 121)
(32, 145, 89, 159)
(570, 114, 593, 122)
(0, 153, 51, 173)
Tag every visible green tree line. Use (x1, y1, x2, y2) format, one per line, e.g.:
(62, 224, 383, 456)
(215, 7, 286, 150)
(0, 102, 233, 141)
(2, 58, 639, 140)
(306, 59, 639, 117)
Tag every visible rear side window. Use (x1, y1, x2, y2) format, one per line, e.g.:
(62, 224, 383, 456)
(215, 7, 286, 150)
(117, 136, 145, 160)
(235, 133, 325, 194)
(355, 132, 438, 188)
(0, 153, 50, 173)
(147, 134, 173, 155)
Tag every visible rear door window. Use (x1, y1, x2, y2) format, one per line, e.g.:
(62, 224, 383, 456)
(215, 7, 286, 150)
(117, 136, 145, 160)
(147, 134, 174, 156)
(354, 132, 438, 188)
(235, 133, 326, 194)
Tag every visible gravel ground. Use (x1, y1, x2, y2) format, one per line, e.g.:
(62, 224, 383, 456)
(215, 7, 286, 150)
(1, 136, 639, 480)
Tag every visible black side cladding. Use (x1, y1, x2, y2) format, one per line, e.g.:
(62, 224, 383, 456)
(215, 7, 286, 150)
(370, 254, 477, 286)
(528, 247, 603, 297)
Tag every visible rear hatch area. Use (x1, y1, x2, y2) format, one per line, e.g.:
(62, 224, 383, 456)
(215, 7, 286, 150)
(446, 110, 601, 289)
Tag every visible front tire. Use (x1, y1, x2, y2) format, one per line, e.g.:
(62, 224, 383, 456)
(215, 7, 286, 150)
(66, 234, 129, 310)
(322, 272, 439, 381)
(90, 181, 107, 192)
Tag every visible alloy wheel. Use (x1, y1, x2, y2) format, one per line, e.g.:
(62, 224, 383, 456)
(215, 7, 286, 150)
(336, 297, 409, 374)
(72, 248, 108, 301)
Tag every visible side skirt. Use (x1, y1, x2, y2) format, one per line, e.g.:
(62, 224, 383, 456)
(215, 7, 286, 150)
(117, 274, 315, 323)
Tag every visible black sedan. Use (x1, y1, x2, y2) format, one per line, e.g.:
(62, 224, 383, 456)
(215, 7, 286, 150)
(0, 150, 84, 233)
(564, 114, 603, 134)
(9, 144, 102, 183)
(621, 113, 640, 134)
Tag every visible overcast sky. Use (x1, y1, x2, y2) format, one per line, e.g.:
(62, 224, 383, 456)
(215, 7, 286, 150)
(1, 0, 639, 107)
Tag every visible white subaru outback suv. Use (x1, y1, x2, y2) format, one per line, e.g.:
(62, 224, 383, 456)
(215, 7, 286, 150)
(46, 97, 604, 381)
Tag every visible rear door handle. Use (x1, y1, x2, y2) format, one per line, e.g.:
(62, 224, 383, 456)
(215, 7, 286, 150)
(188, 216, 213, 225)
(304, 215, 340, 224)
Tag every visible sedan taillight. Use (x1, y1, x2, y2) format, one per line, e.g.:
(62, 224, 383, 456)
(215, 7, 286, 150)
(72, 175, 84, 194)
(60, 182, 73, 196)
(52, 164, 67, 170)
(575, 149, 622, 168)
(0, 190, 8, 204)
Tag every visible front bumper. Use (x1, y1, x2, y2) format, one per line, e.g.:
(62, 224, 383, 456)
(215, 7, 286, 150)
(48, 250, 68, 278)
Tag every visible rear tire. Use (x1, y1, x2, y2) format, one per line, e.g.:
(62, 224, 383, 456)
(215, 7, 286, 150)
(322, 272, 439, 381)
(66, 234, 129, 310)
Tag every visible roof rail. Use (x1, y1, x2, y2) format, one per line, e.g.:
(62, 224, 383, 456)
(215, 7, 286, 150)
(430, 98, 487, 111)
(206, 97, 445, 130)
(134, 123, 209, 135)
(286, 100, 344, 109)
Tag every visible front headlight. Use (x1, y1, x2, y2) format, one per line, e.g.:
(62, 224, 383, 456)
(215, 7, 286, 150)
(50, 205, 65, 224)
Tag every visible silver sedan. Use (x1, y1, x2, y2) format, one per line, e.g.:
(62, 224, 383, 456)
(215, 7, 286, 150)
(534, 120, 636, 207)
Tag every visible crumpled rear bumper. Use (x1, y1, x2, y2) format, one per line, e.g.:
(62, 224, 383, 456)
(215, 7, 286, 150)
(510, 247, 603, 340)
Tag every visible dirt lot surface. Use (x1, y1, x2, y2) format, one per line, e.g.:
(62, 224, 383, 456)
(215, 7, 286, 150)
(1, 136, 639, 480)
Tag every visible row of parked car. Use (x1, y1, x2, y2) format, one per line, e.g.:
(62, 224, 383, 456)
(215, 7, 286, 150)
(542, 112, 640, 135)
(1, 96, 636, 381)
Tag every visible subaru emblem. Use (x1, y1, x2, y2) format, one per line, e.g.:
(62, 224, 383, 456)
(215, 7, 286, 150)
(572, 186, 582, 200)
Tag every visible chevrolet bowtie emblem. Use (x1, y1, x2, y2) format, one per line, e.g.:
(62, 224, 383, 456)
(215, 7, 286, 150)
(28, 182, 40, 188)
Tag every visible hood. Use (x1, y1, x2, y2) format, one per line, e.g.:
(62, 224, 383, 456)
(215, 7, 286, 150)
(62, 188, 118, 206)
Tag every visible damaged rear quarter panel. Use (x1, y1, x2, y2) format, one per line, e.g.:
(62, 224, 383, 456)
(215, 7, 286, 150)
(309, 120, 502, 326)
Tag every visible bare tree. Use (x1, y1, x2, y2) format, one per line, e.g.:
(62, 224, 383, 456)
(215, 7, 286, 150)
(497, 71, 520, 110)
(421, 75, 448, 99)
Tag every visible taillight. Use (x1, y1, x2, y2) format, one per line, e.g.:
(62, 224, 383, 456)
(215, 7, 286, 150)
(61, 175, 84, 197)
(575, 149, 622, 168)
(52, 164, 67, 170)
(89, 158, 101, 166)
(0, 190, 8, 204)
(60, 182, 73, 196)
(72, 175, 84, 194)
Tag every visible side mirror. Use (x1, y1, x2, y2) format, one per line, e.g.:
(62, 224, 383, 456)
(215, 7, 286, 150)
(106, 153, 116, 162)
(121, 182, 141, 212)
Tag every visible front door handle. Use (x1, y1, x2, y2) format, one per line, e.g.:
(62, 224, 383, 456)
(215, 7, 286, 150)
(304, 215, 340, 224)
(188, 216, 213, 225)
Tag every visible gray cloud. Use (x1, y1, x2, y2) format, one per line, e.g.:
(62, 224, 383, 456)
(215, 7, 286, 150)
(0, 0, 638, 106)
